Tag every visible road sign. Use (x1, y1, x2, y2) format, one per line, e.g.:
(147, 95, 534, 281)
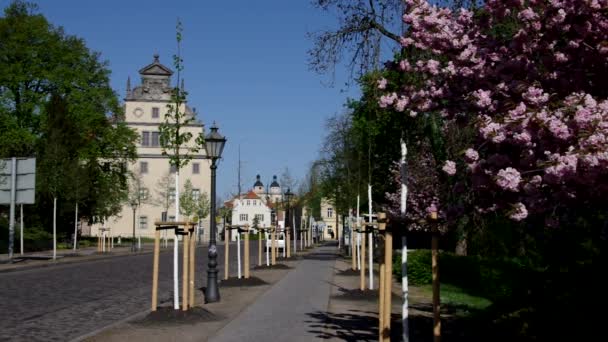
(0, 158, 36, 204)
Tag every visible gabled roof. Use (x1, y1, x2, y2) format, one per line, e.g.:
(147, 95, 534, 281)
(243, 190, 260, 200)
(139, 54, 173, 76)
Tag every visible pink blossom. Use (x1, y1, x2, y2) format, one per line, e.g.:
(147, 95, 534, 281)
(399, 60, 411, 71)
(379, 92, 397, 108)
(409, 110, 418, 118)
(547, 118, 571, 139)
(442, 160, 456, 175)
(395, 96, 409, 112)
(472, 89, 493, 108)
(523, 86, 549, 105)
(464, 148, 479, 162)
(554, 52, 568, 62)
(509, 203, 528, 221)
(496, 167, 522, 192)
(377, 78, 388, 89)
(518, 8, 538, 21)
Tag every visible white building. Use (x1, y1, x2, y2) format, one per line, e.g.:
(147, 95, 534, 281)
(90, 54, 211, 239)
(229, 190, 272, 231)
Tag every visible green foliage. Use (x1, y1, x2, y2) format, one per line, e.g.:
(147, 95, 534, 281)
(394, 249, 533, 304)
(0, 1, 138, 232)
(196, 190, 210, 219)
(179, 179, 198, 220)
(158, 19, 204, 171)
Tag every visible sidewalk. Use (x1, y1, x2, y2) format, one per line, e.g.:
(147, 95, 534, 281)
(79, 242, 402, 342)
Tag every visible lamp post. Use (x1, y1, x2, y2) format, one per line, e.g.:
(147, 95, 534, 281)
(284, 188, 293, 251)
(203, 123, 227, 303)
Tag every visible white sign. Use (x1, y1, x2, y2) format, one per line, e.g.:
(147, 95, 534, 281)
(0, 158, 36, 204)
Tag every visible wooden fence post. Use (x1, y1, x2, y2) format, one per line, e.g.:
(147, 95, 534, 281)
(151, 229, 160, 311)
(271, 228, 276, 265)
(244, 225, 250, 279)
(225, 227, 230, 280)
(189, 225, 195, 308)
(182, 229, 189, 311)
(258, 229, 262, 266)
(430, 211, 441, 342)
(360, 228, 366, 291)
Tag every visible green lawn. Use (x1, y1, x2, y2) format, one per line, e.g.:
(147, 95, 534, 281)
(418, 283, 492, 311)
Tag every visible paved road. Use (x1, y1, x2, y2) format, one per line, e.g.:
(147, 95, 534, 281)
(210, 244, 338, 342)
(0, 241, 263, 342)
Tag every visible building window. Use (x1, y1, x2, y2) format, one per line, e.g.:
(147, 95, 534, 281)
(169, 187, 176, 202)
(327, 208, 333, 218)
(246, 200, 250, 206)
(255, 214, 264, 222)
(151, 132, 160, 147)
(240, 214, 248, 222)
(170, 164, 177, 173)
(253, 200, 256, 206)
(152, 107, 160, 118)
(192, 189, 200, 201)
(192, 163, 200, 174)
(139, 188, 149, 201)
(169, 215, 176, 222)
(140, 161, 148, 174)
(141, 131, 150, 146)
(139, 216, 148, 229)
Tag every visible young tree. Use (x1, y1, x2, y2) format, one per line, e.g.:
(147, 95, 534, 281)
(127, 167, 147, 251)
(179, 179, 197, 220)
(158, 20, 204, 310)
(154, 171, 174, 215)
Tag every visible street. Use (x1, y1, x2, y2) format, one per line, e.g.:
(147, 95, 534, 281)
(0, 242, 262, 342)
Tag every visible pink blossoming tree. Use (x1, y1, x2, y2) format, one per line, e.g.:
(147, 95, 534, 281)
(380, 0, 608, 227)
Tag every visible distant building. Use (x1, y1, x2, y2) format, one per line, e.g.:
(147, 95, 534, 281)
(224, 175, 284, 239)
(320, 198, 343, 240)
(89, 55, 211, 239)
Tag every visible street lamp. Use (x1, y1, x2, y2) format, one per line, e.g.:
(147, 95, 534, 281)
(203, 122, 226, 303)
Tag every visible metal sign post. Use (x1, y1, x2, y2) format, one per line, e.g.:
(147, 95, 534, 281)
(1, 158, 36, 259)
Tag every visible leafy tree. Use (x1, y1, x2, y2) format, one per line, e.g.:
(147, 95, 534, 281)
(196, 190, 210, 221)
(154, 171, 174, 214)
(0, 1, 138, 239)
(179, 179, 198, 221)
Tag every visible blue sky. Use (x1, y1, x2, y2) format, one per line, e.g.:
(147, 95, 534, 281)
(4, 0, 366, 200)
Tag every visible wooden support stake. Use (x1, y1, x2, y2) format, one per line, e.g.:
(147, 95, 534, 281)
(182, 231, 189, 311)
(271, 229, 276, 265)
(379, 245, 386, 342)
(286, 229, 291, 258)
(244, 226, 250, 279)
(258, 230, 262, 266)
(351, 226, 356, 270)
(431, 212, 441, 342)
(189, 227, 195, 308)
(224, 228, 230, 280)
(432, 232, 441, 342)
(97, 234, 101, 252)
(360, 230, 366, 291)
(152, 229, 160, 311)
(384, 227, 393, 340)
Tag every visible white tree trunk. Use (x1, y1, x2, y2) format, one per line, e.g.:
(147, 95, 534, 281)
(357, 195, 361, 270)
(73, 203, 78, 251)
(53, 198, 57, 260)
(237, 230, 242, 278)
(173, 170, 180, 310)
(20, 204, 24, 255)
(266, 231, 270, 266)
(368, 185, 373, 290)
(293, 216, 297, 252)
(401, 139, 410, 342)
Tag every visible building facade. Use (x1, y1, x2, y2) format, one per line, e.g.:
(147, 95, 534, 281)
(90, 55, 211, 239)
(320, 198, 343, 240)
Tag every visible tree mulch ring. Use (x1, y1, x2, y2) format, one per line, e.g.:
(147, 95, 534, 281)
(335, 268, 360, 276)
(136, 306, 222, 326)
(332, 288, 380, 302)
(252, 263, 292, 270)
(219, 276, 268, 287)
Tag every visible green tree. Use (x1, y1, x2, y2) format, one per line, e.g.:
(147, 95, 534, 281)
(179, 179, 198, 221)
(196, 190, 211, 222)
(0, 1, 138, 244)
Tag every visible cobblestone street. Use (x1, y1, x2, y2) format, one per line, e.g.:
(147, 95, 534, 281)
(0, 242, 261, 342)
